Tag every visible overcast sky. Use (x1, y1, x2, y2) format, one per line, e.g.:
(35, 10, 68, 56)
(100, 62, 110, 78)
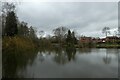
(16, 2, 118, 38)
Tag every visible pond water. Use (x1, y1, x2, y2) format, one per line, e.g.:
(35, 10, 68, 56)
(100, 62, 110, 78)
(2, 48, 119, 78)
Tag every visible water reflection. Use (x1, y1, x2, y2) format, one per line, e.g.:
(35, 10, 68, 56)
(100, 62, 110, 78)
(53, 47, 76, 64)
(66, 47, 76, 61)
(2, 50, 38, 78)
(103, 49, 119, 64)
(103, 49, 112, 64)
(37, 52, 46, 62)
(54, 52, 68, 65)
(78, 48, 92, 54)
(2, 48, 119, 78)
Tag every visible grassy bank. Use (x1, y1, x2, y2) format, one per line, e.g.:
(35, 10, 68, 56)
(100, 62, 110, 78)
(2, 36, 37, 52)
(96, 44, 120, 48)
(76, 42, 120, 48)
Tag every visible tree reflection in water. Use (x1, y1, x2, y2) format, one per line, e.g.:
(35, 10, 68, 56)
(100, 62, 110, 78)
(66, 46, 76, 61)
(53, 46, 76, 65)
(103, 49, 112, 64)
(2, 49, 38, 78)
(2, 48, 119, 78)
(53, 47, 68, 65)
(102, 49, 119, 64)
(78, 48, 92, 54)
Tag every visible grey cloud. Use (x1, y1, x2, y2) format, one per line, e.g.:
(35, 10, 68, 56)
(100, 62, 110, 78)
(16, 2, 118, 37)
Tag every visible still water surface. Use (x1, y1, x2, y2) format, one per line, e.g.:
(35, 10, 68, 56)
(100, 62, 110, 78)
(3, 48, 119, 78)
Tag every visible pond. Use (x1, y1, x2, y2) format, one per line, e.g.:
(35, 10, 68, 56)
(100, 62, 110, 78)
(2, 48, 119, 78)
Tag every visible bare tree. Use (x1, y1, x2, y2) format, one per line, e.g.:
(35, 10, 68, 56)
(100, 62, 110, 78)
(102, 27, 110, 37)
(53, 26, 68, 38)
(53, 26, 68, 44)
(39, 30, 45, 38)
(114, 30, 118, 36)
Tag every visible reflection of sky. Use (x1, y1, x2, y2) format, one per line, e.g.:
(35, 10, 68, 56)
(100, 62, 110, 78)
(75, 49, 118, 65)
(17, 49, 118, 78)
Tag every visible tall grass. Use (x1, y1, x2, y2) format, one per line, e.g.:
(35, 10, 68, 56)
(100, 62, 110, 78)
(2, 36, 36, 52)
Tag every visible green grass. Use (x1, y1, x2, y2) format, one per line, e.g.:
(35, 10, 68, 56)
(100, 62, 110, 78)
(96, 43, 120, 48)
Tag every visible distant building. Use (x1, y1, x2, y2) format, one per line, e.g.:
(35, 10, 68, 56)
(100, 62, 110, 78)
(92, 38, 105, 43)
(79, 36, 120, 44)
(105, 36, 119, 43)
(80, 36, 92, 43)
